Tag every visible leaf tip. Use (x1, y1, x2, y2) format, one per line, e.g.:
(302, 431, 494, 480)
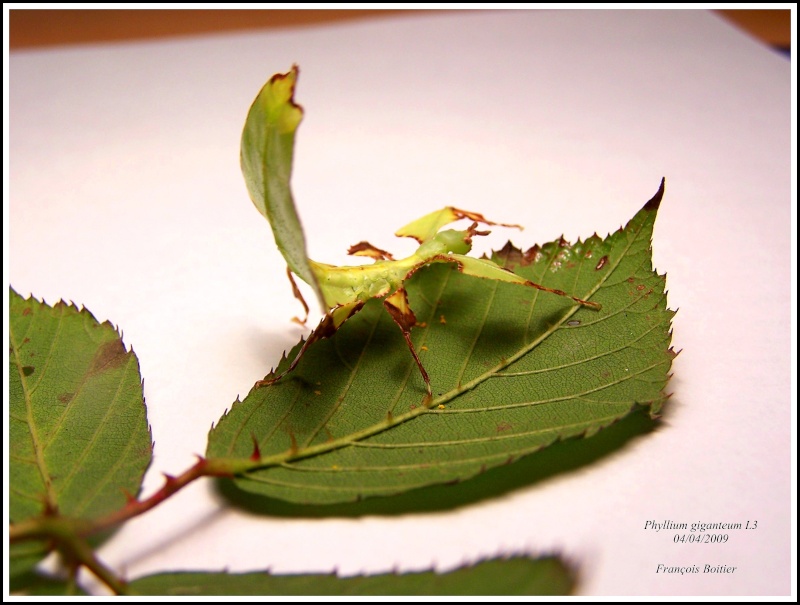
(643, 177, 666, 212)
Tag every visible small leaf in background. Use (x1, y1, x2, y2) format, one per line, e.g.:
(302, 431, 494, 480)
(208, 186, 673, 504)
(129, 555, 575, 596)
(8, 289, 152, 571)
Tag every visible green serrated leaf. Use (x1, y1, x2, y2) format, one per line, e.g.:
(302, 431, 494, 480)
(208, 189, 673, 505)
(8, 289, 152, 569)
(128, 555, 574, 596)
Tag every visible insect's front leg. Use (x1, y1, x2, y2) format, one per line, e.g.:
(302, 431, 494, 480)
(383, 288, 433, 405)
(256, 300, 365, 388)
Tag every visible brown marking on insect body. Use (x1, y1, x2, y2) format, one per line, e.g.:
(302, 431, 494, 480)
(463, 222, 491, 247)
(22, 366, 35, 377)
(22, 307, 32, 316)
(644, 178, 666, 211)
(451, 208, 523, 231)
(383, 288, 416, 331)
(595, 256, 608, 271)
(269, 64, 302, 112)
(496, 421, 513, 433)
(347, 241, 395, 261)
(89, 338, 128, 374)
(57, 393, 74, 404)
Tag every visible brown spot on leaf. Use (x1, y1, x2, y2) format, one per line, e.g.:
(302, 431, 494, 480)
(496, 421, 513, 433)
(22, 366, 35, 377)
(495, 241, 523, 269)
(523, 245, 541, 266)
(22, 308, 31, 316)
(595, 256, 608, 271)
(439, 315, 446, 325)
(637, 284, 646, 291)
(627, 277, 635, 283)
(89, 338, 128, 374)
(58, 393, 74, 404)
(23, 337, 30, 344)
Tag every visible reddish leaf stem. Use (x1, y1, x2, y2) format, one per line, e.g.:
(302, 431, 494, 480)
(84, 456, 233, 537)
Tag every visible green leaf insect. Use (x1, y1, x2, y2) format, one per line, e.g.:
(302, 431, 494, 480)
(240, 65, 600, 400)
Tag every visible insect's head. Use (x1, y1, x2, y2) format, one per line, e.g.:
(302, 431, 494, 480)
(417, 227, 484, 257)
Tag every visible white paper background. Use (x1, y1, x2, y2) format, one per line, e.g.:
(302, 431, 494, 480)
(7, 9, 794, 596)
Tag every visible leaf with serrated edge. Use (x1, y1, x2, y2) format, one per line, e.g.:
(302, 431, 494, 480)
(208, 185, 673, 504)
(129, 555, 574, 596)
(8, 289, 152, 570)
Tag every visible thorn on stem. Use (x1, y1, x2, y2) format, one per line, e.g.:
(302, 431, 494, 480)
(250, 434, 262, 461)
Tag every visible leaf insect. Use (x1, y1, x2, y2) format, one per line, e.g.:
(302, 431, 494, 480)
(240, 65, 600, 401)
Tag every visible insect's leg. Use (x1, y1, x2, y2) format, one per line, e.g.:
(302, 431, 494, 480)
(286, 267, 310, 325)
(383, 288, 433, 401)
(347, 241, 395, 261)
(445, 254, 602, 309)
(525, 282, 602, 309)
(256, 300, 365, 388)
(396, 207, 522, 244)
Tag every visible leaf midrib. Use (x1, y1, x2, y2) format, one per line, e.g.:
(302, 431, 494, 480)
(225, 216, 655, 476)
(9, 306, 60, 514)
